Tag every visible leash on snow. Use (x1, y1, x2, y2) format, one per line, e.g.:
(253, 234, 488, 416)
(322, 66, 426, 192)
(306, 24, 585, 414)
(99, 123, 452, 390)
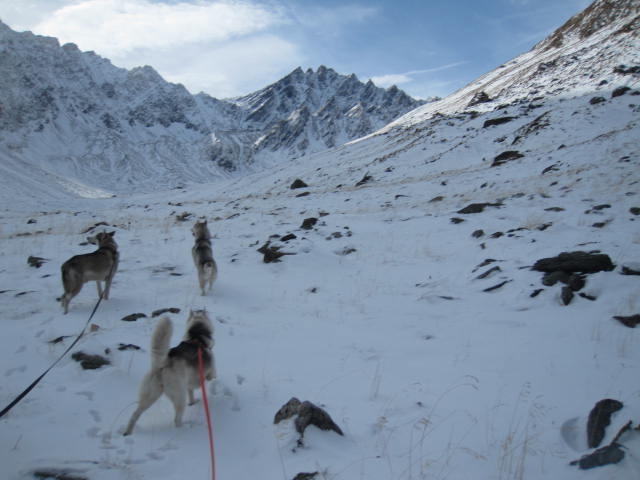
(198, 347, 216, 480)
(0, 292, 106, 419)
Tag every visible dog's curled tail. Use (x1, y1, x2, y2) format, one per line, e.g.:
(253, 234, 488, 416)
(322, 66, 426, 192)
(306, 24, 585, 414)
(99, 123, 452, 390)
(150, 316, 173, 370)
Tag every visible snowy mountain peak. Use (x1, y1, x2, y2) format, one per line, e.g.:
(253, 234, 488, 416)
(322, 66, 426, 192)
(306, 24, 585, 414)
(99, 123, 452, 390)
(536, 0, 639, 50)
(0, 22, 423, 195)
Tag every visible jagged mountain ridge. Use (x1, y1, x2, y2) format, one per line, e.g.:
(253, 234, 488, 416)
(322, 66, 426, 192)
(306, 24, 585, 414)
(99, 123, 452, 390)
(234, 66, 421, 153)
(0, 21, 424, 195)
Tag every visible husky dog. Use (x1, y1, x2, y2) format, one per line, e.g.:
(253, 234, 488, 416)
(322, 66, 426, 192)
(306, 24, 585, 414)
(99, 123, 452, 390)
(192, 220, 217, 295)
(123, 309, 216, 435)
(59, 231, 119, 314)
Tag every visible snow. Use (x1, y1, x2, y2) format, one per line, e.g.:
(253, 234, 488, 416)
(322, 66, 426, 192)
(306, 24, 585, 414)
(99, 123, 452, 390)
(1, 80, 640, 480)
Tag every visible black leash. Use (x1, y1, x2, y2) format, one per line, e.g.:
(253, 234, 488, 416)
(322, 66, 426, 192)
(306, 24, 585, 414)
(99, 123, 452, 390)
(0, 292, 106, 419)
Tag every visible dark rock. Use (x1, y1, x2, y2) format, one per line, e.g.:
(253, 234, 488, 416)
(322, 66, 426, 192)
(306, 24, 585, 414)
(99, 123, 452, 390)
(355, 172, 372, 187)
(630, 207, 640, 215)
(537, 222, 553, 231)
(541, 164, 560, 174)
(336, 247, 357, 256)
(457, 202, 503, 214)
(570, 443, 625, 470)
(483, 280, 510, 292)
(473, 258, 497, 271)
(467, 91, 492, 107)
(613, 314, 640, 328)
(483, 116, 515, 128)
(33, 469, 88, 480)
(290, 179, 308, 189)
(450, 217, 465, 224)
(429, 195, 444, 203)
(579, 292, 597, 301)
(590, 96, 606, 105)
(542, 270, 570, 286)
(542, 271, 585, 291)
(257, 241, 295, 263)
(296, 191, 311, 198)
(612, 86, 631, 98)
(614, 64, 640, 75)
(121, 313, 147, 322)
(490, 231, 504, 239)
(292, 473, 318, 480)
(301, 217, 318, 230)
(49, 335, 71, 344)
(532, 251, 615, 274)
(471, 229, 485, 238)
(118, 343, 141, 351)
(492, 150, 524, 167)
(281, 233, 297, 242)
(545, 207, 565, 212)
(295, 401, 344, 437)
(475, 265, 501, 280)
(71, 351, 110, 370)
(587, 399, 624, 448)
(151, 307, 180, 317)
(274, 397, 302, 423)
(620, 265, 640, 275)
(274, 397, 343, 439)
(27, 255, 47, 268)
(530, 289, 544, 298)
(561, 286, 574, 305)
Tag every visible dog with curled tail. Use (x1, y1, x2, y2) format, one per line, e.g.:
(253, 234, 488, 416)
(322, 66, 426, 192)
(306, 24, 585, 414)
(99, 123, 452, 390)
(123, 309, 216, 435)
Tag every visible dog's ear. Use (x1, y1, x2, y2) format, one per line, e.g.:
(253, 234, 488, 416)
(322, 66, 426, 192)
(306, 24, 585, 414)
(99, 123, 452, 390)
(108, 231, 116, 237)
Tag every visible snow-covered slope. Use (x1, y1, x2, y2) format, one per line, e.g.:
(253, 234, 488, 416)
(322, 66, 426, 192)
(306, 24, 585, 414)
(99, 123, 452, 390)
(383, 0, 639, 130)
(1, 1, 639, 479)
(0, 22, 423, 196)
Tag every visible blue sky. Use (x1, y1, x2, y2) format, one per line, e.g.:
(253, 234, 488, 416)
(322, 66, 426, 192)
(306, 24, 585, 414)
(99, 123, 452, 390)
(0, 0, 591, 99)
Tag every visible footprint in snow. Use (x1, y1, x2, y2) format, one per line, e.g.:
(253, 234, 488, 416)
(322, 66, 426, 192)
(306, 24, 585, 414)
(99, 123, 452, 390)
(4, 365, 27, 377)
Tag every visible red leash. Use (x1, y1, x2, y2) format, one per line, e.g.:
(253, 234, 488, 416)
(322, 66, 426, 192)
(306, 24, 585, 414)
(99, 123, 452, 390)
(197, 347, 216, 480)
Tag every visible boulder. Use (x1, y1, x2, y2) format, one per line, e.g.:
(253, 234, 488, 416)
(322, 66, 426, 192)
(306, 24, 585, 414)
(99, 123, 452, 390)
(532, 251, 615, 274)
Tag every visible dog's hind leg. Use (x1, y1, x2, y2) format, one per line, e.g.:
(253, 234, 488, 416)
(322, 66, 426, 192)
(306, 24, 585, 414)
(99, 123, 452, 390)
(95, 281, 104, 299)
(123, 372, 163, 435)
(104, 269, 116, 300)
(165, 376, 188, 427)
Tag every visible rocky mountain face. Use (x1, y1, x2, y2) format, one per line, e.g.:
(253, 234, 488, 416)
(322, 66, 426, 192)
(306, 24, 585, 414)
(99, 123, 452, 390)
(389, 0, 639, 128)
(0, 21, 424, 192)
(231, 66, 422, 158)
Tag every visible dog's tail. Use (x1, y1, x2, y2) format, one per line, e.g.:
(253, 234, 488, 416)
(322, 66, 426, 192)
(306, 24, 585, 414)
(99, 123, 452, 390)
(150, 316, 173, 370)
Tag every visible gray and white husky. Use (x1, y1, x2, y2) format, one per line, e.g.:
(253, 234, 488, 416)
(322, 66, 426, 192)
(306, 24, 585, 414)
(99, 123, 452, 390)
(192, 220, 217, 295)
(123, 309, 216, 435)
(59, 231, 119, 314)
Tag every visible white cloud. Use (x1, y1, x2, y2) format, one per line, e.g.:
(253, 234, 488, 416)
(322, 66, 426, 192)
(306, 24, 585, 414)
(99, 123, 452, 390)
(370, 73, 412, 87)
(371, 62, 467, 88)
(31, 0, 288, 57)
(153, 34, 305, 97)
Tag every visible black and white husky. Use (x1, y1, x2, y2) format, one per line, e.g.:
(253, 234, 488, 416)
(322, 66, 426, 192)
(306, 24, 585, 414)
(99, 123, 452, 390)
(123, 310, 216, 435)
(191, 220, 218, 295)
